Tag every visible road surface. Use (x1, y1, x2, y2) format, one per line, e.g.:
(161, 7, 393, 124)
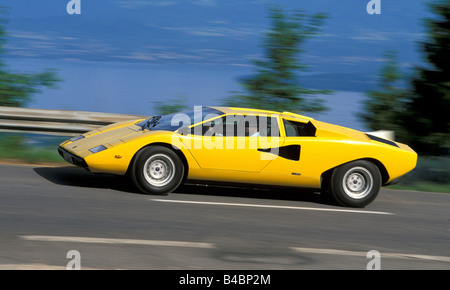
(0, 163, 449, 270)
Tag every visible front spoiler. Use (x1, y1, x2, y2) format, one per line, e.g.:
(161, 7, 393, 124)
(57, 147, 88, 168)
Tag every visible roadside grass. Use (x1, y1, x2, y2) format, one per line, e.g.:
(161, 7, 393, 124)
(391, 155, 450, 193)
(391, 182, 450, 193)
(0, 133, 66, 165)
(0, 146, 65, 165)
(1, 133, 449, 193)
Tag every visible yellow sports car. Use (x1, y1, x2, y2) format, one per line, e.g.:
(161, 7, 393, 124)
(58, 106, 417, 207)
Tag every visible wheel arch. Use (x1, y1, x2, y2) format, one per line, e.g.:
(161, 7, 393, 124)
(320, 157, 390, 189)
(361, 158, 389, 185)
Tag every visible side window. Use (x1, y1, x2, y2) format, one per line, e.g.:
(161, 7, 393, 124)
(283, 119, 316, 137)
(257, 116, 279, 137)
(230, 115, 279, 137)
(191, 116, 226, 136)
(190, 115, 280, 137)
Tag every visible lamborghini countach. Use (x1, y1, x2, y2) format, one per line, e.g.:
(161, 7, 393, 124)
(58, 106, 417, 207)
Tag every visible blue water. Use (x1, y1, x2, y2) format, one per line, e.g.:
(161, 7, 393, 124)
(5, 58, 368, 132)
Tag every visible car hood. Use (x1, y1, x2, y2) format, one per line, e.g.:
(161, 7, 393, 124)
(60, 119, 144, 158)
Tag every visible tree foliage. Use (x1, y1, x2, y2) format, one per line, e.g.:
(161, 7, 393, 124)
(361, 1, 450, 156)
(153, 95, 189, 115)
(0, 8, 59, 107)
(359, 51, 409, 142)
(224, 6, 330, 114)
(404, 0, 450, 155)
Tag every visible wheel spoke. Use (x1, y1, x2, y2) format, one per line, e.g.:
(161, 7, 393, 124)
(143, 154, 175, 187)
(342, 166, 373, 199)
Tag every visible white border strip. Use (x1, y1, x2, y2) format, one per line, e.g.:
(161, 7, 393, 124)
(20, 235, 215, 249)
(151, 199, 393, 215)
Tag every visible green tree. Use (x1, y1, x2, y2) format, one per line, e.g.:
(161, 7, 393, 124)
(0, 8, 59, 107)
(404, 0, 450, 155)
(359, 51, 409, 141)
(223, 6, 330, 114)
(153, 95, 189, 115)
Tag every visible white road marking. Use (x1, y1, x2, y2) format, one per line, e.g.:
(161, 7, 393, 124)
(291, 247, 450, 263)
(20, 235, 215, 249)
(19, 235, 450, 264)
(0, 263, 67, 270)
(0, 263, 99, 270)
(151, 199, 394, 215)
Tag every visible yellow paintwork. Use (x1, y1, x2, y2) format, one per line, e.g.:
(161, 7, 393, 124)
(59, 107, 417, 189)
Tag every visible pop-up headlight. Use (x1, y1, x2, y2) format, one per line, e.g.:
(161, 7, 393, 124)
(69, 135, 85, 142)
(89, 145, 108, 154)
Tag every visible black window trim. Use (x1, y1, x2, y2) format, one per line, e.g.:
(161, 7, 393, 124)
(190, 114, 280, 137)
(283, 118, 316, 137)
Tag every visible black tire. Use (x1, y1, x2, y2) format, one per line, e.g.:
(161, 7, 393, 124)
(131, 146, 184, 195)
(330, 160, 381, 208)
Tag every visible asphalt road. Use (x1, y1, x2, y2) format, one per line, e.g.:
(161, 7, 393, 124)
(0, 163, 449, 270)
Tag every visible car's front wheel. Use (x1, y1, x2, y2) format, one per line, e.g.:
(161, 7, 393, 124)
(330, 160, 381, 207)
(131, 146, 184, 195)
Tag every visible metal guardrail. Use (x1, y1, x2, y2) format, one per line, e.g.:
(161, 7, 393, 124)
(0, 106, 147, 136)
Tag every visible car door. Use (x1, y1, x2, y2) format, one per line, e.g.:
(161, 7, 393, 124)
(259, 117, 319, 188)
(179, 114, 283, 172)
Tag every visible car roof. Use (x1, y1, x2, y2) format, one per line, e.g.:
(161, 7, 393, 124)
(211, 106, 314, 123)
(211, 106, 279, 115)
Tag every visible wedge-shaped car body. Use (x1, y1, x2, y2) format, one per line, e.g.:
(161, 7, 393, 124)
(58, 107, 417, 207)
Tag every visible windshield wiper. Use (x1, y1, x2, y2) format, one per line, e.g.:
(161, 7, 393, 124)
(142, 116, 161, 130)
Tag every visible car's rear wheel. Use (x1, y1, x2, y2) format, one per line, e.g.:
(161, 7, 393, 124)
(330, 160, 381, 207)
(131, 146, 184, 195)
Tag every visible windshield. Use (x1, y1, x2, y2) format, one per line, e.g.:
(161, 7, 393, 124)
(138, 107, 224, 132)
